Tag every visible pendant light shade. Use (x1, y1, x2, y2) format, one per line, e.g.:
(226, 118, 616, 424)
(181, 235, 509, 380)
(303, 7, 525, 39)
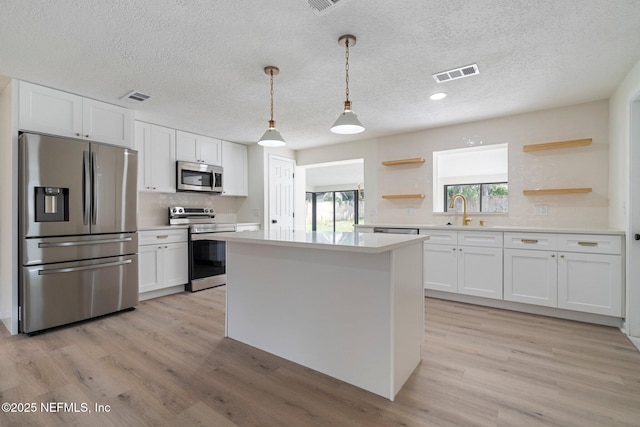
(258, 66, 286, 147)
(258, 125, 286, 147)
(331, 35, 364, 135)
(330, 102, 365, 134)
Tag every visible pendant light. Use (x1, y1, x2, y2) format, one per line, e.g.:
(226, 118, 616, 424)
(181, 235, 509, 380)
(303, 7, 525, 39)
(331, 34, 364, 135)
(258, 66, 286, 147)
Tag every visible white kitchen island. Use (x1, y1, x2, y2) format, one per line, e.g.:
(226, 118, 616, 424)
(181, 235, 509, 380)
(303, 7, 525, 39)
(212, 230, 429, 401)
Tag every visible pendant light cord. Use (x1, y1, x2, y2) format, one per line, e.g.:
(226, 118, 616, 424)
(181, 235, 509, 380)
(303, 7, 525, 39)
(344, 38, 350, 104)
(269, 69, 275, 124)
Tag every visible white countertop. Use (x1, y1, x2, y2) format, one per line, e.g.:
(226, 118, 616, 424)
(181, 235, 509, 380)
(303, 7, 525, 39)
(355, 224, 625, 236)
(213, 230, 429, 253)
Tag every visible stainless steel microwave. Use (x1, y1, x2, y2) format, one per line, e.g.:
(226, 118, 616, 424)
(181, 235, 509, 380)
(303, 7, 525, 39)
(176, 161, 223, 193)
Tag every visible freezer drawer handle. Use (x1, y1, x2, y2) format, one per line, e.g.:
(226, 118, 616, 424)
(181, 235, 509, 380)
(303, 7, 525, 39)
(38, 259, 132, 275)
(521, 239, 539, 244)
(577, 241, 598, 247)
(38, 237, 133, 248)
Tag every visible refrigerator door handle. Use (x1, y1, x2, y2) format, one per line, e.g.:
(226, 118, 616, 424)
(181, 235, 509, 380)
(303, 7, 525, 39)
(83, 151, 91, 225)
(38, 237, 133, 248)
(37, 259, 133, 275)
(91, 151, 98, 225)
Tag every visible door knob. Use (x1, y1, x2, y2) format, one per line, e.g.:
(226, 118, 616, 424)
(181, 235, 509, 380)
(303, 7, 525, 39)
(271, 219, 278, 224)
(635, 234, 640, 241)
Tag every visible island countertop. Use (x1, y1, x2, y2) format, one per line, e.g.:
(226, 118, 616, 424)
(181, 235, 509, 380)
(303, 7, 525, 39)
(212, 230, 429, 253)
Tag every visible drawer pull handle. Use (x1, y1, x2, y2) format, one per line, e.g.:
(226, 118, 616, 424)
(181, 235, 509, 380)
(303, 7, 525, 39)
(157, 235, 169, 239)
(521, 239, 539, 244)
(578, 241, 598, 247)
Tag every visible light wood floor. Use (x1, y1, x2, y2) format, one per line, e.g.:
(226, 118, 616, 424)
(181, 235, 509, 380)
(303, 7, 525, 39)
(1, 287, 640, 427)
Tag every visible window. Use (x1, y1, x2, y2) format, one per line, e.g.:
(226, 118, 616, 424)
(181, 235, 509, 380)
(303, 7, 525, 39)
(306, 190, 364, 232)
(433, 143, 508, 212)
(445, 182, 508, 213)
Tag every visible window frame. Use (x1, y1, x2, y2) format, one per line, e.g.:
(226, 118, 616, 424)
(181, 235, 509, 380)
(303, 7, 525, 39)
(444, 182, 508, 213)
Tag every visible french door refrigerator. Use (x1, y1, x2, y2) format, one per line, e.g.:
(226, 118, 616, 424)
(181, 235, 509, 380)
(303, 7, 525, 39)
(19, 132, 138, 334)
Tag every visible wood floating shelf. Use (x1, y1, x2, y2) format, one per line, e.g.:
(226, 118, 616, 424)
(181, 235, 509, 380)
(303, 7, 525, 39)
(523, 138, 592, 152)
(382, 194, 425, 199)
(522, 187, 592, 196)
(381, 157, 425, 166)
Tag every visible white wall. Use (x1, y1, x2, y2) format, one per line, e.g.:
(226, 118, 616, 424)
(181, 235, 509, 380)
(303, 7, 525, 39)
(0, 80, 18, 334)
(373, 101, 610, 228)
(297, 101, 609, 229)
(609, 57, 640, 338)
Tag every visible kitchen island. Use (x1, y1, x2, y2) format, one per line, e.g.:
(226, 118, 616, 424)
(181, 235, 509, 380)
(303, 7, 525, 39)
(213, 230, 429, 400)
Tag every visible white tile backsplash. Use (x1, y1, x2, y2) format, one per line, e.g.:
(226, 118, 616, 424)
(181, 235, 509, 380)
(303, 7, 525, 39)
(138, 192, 238, 226)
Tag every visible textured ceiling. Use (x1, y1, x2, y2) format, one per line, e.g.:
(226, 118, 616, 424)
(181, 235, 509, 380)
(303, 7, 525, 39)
(1, 0, 640, 150)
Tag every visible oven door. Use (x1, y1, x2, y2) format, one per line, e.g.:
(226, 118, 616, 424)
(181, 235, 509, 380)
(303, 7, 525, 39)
(189, 232, 227, 291)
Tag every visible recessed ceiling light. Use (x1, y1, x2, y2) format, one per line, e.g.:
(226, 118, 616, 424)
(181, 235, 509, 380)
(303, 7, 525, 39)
(429, 92, 447, 101)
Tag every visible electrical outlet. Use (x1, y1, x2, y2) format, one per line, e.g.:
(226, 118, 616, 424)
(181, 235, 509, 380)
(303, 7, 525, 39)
(534, 205, 549, 216)
(253, 209, 260, 217)
(407, 208, 414, 216)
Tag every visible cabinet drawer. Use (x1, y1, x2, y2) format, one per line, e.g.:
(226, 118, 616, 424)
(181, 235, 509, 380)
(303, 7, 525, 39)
(557, 234, 622, 255)
(139, 229, 187, 246)
(419, 229, 457, 245)
(504, 233, 558, 250)
(458, 231, 503, 248)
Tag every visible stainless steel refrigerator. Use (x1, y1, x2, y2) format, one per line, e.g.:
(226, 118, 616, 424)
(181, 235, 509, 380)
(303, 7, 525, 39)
(19, 132, 138, 334)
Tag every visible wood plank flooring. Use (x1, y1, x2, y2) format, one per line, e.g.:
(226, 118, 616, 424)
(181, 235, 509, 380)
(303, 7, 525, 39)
(1, 287, 639, 426)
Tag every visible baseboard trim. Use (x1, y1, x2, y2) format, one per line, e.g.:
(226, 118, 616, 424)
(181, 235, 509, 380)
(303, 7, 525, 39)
(139, 284, 186, 301)
(425, 290, 624, 328)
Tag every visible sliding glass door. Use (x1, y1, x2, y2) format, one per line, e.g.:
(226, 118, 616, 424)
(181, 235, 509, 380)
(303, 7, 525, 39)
(306, 190, 364, 232)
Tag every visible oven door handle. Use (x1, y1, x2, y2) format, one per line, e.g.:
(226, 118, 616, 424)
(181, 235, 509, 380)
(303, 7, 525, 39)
(191, 233, 228, 241)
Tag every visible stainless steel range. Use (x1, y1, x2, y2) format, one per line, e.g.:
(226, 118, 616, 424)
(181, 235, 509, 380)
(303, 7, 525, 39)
(169, 207, 236, 292)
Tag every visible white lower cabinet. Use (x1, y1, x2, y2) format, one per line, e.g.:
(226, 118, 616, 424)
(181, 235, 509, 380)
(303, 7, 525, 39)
(138, 229, 188, 295)
(557, 250, 622, 316)
(504, 248, 558, 307)
(504, 232, 623, 316)
(422, 229, 503, 300)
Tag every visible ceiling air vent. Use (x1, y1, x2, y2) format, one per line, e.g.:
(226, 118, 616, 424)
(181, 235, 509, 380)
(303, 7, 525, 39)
(306, 0, 344, 15)
(120, 90, 150, 103)
(433, 64, 480, 83)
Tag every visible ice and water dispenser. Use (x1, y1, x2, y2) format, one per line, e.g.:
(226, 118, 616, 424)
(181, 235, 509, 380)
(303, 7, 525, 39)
(34, 187, 69, 222)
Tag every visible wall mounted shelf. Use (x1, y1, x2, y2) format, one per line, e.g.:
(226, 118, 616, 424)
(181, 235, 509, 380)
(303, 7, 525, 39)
(381, 157, 425, 166)
(522, 188, 592, 196)
(522, 138, 592, 152)
(381, 194, 425, 199)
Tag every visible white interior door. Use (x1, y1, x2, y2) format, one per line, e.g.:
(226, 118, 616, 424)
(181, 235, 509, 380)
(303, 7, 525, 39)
(269, 156, 295, 231)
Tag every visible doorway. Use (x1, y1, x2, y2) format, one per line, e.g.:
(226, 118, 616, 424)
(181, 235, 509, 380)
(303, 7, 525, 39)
(301, 159, 364, 232)
(268, 155, 295, 232)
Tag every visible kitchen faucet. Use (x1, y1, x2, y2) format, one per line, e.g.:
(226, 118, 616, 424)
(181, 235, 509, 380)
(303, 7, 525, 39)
(449, 193, 472, 225)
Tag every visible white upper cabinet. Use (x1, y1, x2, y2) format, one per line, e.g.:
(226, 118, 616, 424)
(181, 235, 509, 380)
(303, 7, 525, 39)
(81, 98, 132, 147)
(19, 81, 133, 148)
(221, 140, 248, 196)
(19, 81, 83, 137)
(176, 130, 221, 166)
(134, 121, 176, 193)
